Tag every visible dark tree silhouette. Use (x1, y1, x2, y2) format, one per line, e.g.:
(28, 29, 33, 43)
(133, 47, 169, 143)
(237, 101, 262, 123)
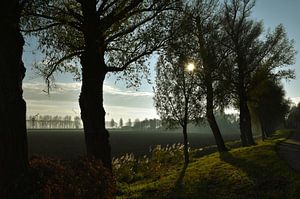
(248, 68, 292, 139)
(286, 103, 300, 129)
(0, 0, 28, 194)
(221, 0, 295, 146)
(185, 0, 229, 152)
(110, 118, 115, 128)
(22, 0, 179, 169)
(154, 55, 203, 166)
(119, 118, 123, 128)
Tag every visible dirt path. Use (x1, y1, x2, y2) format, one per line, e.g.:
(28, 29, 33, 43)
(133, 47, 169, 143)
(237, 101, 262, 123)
(278, 130, 300, 171)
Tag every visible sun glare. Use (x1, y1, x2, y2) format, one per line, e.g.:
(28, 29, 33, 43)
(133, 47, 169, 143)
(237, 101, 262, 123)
(187, 63, 195, 72)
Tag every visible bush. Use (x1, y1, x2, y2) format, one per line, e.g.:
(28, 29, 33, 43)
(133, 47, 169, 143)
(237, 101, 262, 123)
(113, 143, 186, 184)
(16, 156, 116, 199)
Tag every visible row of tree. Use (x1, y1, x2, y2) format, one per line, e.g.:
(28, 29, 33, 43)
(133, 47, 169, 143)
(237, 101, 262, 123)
(154, 0, 295, 166)
(0, 0, 296, 195)
(1, 0, 180, 190)
(27, 115, 82, 129)
(286, 103, 300, 129)
(109, 118, 162, 129)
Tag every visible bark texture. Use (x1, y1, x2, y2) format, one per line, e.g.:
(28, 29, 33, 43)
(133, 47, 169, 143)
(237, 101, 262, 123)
(182, 124, 189, 166)
(238, 89, 255, 146)
(79, 1, 111, 169)
(0, 0, 28, 194)
(206, 80, 228, 152)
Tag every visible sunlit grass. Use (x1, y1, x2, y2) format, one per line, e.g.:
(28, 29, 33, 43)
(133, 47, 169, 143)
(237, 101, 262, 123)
(116, 130, 300, 199)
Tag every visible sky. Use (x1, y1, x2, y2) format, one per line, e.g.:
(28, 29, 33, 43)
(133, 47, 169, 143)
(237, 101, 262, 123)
(22, 0, 300, 122)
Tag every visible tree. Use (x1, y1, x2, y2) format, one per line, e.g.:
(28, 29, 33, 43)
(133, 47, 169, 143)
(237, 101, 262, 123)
(64, 115, 72, 128)
(149, 119, 157, 129)
(221, 0, 295, 146)
(286, 103, 300, 129)
(183, 0, 229, 152)
(0, 0, 28, 195)
(119, 118, 123, 128)
(126, 119, 132, 127)
(154, 54, 203, 166)
(133, 118, 141, 129)
(248, 68, 291, 140)
(22, 0, 179, 169)
(110, 118, 115, 128)
(74, 116, 81, 129)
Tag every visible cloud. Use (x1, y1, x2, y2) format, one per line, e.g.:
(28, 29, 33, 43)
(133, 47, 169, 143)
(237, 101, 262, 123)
(290, 97, 300, 105)
(23, 81, 157, 120)
(23, 82, 153, 97)
(103, 85, 153, 97)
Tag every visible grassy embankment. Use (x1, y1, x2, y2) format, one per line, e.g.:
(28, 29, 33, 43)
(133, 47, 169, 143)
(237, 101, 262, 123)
(117, 130, 300, 199)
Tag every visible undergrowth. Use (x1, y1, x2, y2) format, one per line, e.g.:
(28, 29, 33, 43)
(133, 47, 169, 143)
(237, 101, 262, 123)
(116, 130, 300, 199)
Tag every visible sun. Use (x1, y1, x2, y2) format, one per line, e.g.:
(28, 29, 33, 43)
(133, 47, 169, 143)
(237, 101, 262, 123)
(187, 63, 195, 72)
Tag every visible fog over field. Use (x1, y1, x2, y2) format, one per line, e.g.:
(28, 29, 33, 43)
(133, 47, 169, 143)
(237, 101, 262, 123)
(27, 129, 241, 158)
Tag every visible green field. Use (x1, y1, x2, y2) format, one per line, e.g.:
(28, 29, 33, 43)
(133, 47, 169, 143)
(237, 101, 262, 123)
(27, 129, 240, 158)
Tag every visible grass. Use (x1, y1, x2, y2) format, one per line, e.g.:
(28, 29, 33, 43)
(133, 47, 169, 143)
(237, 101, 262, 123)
(116, 130, 300, 199)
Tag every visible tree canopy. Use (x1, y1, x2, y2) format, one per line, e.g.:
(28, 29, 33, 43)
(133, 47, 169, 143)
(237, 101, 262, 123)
(22, 0, 180, 87)
(220, 0, 295, 145)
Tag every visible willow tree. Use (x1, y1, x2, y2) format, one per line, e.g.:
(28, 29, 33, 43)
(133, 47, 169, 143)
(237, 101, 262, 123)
(154, 53, 203, 166)
(185, 0, 230, 152)
(22, 0, 179, 169)
(221, 0, 295, 146)
(0, 0, 28, 195)
(248, 68, 292, 140)
(286, 103, 300, 129)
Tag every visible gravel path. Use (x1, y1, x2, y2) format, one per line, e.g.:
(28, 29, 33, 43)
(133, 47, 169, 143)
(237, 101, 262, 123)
(278, 130, 300, 171)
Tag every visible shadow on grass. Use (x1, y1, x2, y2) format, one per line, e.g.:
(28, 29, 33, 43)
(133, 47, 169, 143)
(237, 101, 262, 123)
(219, 151, 290, 198)
(165, 164, 188, 199)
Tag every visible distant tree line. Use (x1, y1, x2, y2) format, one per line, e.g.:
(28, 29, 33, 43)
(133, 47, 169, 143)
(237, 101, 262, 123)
(26, 115, 82, 129)
(286, 103, 300, 129)
(108, 118, 162, 130)
(107, 114, 239, 133)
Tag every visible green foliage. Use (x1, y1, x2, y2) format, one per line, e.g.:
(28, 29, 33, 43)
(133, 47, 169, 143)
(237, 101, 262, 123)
(248, 72, 291, 136)
(154, 50, 204, 129)
(221, 0, 296, 95)
(286, 103, 300, 129)
(113, 143, 186, 184)
(117, 130, 300, 198)
(21, 0, 180, 88)
(186, 0, 233, 109)
(15, 156, 116, 199)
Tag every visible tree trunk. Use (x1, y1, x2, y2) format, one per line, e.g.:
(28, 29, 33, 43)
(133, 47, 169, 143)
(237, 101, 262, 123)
(80, 1, 111, 169)
(237, 63, 255, 146)
(258, 114, 266, 141)
(0, 0, 28, 194)
(79, 70, 111, 169)
(244, 103, 255, 145)
(239, 95, 255, 146)
(205, 80, 227, 152)
(182, 123, 189, 166)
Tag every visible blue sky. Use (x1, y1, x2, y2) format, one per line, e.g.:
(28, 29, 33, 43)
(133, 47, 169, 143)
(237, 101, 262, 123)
(22, 0, 300, 121)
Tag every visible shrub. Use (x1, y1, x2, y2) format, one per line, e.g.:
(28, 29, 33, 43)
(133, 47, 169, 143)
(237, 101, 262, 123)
(16, 156, 116, 199)
(113, 143, 187, 184)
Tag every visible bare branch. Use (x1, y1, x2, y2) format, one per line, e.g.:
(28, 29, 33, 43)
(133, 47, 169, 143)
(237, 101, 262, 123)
(100, 0, 143, 31)
(21, 22, 61, 33)
(106, 38, 169, 72)
(105, 11, 159, 44)
(44, 50, 84, 87)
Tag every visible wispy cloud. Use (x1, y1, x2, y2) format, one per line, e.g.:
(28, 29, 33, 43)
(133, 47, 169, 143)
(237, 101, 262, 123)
(290, 97, 300, 105)
(23, 81, 156, 120)
(23, 82, 153, 97)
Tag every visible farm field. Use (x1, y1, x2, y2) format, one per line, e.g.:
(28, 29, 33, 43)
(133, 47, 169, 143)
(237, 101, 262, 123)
(27, 129, 240, 159)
